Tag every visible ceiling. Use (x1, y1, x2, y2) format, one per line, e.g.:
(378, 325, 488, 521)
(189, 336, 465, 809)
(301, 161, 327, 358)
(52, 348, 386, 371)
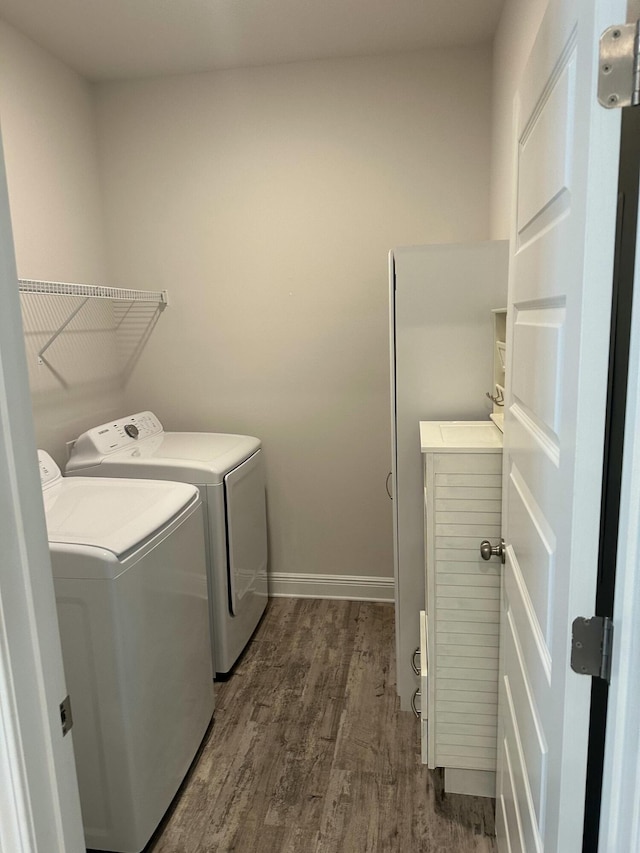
(0, 0, 505, 82)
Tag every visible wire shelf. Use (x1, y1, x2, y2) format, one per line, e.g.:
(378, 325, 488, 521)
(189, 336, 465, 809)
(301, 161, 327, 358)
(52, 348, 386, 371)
(18, 279, 168, 305)
(18, 279, 168, 365)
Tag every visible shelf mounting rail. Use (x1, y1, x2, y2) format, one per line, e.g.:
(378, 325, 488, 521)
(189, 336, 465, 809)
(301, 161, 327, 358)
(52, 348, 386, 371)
(18, 279, 168, 364)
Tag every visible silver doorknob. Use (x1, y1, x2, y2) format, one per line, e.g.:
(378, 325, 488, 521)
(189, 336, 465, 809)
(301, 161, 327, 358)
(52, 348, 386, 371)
(480, 538, 505, 563)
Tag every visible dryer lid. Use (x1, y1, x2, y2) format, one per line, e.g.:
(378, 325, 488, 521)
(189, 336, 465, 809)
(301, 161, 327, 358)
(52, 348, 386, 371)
(40, 458, 197, 557)
(68, 429, 260, 485)
(145, 432, 260, 479)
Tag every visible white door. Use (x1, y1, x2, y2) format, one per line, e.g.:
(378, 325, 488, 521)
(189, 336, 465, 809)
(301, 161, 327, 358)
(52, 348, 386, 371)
(496, 0, 624, 851)
(0, 133, 85, 848)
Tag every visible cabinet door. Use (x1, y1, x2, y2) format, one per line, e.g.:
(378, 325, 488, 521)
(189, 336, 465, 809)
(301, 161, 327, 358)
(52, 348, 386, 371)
(430, 451, 502, 773)
(419, 610, 430, 766)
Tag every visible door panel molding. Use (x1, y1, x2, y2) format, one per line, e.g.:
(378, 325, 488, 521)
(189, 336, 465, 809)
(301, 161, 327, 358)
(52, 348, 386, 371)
(497, 1, 624, 850)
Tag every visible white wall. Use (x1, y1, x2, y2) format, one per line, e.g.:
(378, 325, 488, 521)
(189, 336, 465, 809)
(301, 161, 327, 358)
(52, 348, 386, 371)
(96, 47, 493, 585)
(0, 20, 124, 463)
(490, 0, 548, 238)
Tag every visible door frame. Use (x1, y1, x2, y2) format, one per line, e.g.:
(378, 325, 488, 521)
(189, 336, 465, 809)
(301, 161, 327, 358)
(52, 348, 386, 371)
(0, 128, 85, 850)
(581, 87, 640, 847)
(597, 121, 640, 850)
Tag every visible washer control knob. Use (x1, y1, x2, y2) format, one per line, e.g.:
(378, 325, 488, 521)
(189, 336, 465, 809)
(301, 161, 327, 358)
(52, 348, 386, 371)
(124, 423, 139, 439)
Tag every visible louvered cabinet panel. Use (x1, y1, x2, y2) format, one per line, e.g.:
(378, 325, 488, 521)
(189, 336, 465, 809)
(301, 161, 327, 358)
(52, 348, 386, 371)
(420, 421, 503, 796)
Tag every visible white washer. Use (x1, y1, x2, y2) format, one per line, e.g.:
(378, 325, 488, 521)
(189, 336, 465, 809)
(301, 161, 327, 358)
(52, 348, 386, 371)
(66, 411, 269, 676)
(39, 451, 214, 853)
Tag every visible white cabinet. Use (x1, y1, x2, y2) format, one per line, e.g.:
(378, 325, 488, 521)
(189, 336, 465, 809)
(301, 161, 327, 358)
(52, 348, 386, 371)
(419, 420, 503, 798)
(389, 241, 508, 711)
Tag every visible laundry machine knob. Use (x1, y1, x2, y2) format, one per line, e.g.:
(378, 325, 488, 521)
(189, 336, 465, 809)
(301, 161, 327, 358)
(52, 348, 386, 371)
(124, 424, 139, 439)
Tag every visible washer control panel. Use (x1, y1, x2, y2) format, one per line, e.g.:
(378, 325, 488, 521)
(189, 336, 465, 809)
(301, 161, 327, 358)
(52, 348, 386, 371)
(38, 450, 62, 487)
(72, 411, 164, 457)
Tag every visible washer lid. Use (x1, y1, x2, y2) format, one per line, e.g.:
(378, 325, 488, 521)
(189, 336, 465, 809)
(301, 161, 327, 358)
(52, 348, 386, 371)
(42, 475, 197, 557)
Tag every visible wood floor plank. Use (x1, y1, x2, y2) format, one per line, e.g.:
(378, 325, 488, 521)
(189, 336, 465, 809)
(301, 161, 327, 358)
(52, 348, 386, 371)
(147, 598, 496, 853)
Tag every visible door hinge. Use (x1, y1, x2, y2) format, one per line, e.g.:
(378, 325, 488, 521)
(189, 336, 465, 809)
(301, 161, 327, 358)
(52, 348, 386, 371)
(598, 20, 640, 108)
(571, 616, 613, 683)
(59, 694, 73, 736)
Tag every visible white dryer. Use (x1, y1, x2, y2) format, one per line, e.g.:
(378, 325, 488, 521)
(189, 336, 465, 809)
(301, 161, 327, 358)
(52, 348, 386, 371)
(39, 451, 214, 853)
(66, 411, 269, 676)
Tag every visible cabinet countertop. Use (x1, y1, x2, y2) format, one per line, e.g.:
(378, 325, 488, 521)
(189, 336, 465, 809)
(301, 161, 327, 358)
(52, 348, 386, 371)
(419, 420, 503, 453)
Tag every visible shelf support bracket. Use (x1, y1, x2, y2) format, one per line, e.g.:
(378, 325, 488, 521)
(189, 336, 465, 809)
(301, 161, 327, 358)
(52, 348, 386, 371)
(37, 297, 89, 365)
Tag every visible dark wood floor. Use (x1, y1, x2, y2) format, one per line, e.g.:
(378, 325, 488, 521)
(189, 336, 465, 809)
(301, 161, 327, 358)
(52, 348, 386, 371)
(148, 598, 496, 853)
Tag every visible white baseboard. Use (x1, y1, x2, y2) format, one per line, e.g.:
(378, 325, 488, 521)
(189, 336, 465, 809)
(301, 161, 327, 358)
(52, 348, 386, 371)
(267, 572, 394, 603)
